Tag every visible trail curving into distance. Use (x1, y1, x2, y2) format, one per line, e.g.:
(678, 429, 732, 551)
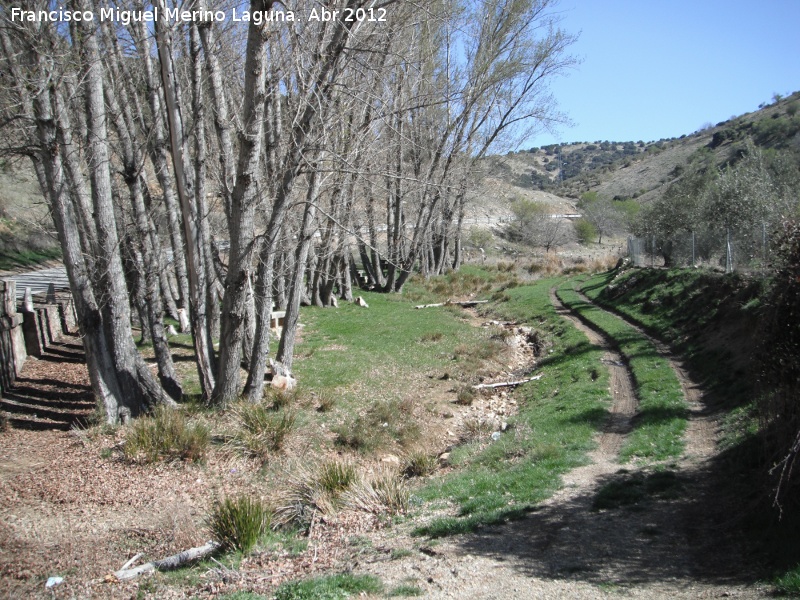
(550, 286, 639, 459)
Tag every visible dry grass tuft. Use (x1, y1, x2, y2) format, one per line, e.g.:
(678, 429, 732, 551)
(123, 405, 209, 463)
(402, 450, 438, 478)
(228, 401, 297, 459)
(343, 467, 409, 515)
(274, 459, 358, 529)
(461, 415, 497, 443)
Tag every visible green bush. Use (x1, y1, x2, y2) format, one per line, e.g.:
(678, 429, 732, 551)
(207, 495, 272, 555)
(574, 218, 597, 245)
(123, 406, 209, 463)
(774, 565, 800, 595)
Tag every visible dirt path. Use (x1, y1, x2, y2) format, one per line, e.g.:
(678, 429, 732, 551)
(0, 335, 93, 431)
(550, 287, 638, 457)
(573, 289, 717, 465)
(361, 287, 768, 599)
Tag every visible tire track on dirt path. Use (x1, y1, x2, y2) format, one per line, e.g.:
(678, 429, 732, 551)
(573, 289, 717, 464)
(571, 287, 765, 586)
(550, 286, 638, 458)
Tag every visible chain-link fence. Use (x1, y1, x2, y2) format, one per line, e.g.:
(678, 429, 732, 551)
(628, 226, 772, 273)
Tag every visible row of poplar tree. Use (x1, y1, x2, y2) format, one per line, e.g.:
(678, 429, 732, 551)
(0, 0, 576, 422)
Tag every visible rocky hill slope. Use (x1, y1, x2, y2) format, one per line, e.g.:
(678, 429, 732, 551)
(483, 90, 800, 207)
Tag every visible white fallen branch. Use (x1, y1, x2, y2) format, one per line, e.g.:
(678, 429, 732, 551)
(415, 300, 489, 309)
(471, 374, 542, 390)
(119, 553, 143, 571)
(113, 540, 220, 581)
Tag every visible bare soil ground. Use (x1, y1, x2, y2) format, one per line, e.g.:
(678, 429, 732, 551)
(0, 292, 771, 598)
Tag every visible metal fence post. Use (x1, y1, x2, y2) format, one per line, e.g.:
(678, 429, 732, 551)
(651, 235, 656, 267)
(726, 228, 733, 273)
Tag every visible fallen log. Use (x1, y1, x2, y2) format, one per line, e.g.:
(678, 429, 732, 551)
(113, 540, 220, 581)
(472, 374, 542, 390)
(415, 300, 489, 309)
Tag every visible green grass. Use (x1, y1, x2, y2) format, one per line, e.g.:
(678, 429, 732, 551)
(774, 564, 800, 596)
(388, 582, 424, 596)
(292, 291, 491, 393)
(557, 282, 687, 463)
(274, 573, 383, 600)
(0, 246, 61, 271)
(580, 268, 762, 411)
(414, 278, 612, 537)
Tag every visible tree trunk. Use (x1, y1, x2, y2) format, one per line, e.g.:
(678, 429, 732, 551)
(243, 245, 275, 401)
(154, 3, 217, 399)
(276, 171, 321, 371)
(212, 0, 271, 404)
(76, 0, 173, 413)
(102, 36, 182, 400)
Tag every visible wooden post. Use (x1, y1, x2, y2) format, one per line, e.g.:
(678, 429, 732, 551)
(20, 287, 44, 358)
(0, 280, 27, 389)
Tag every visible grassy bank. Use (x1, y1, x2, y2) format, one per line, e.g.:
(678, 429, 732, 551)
(579, 267, 800, 591)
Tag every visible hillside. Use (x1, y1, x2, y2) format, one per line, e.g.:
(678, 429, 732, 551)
(484, 90, 800, 208)
(0, 161, 61, 271)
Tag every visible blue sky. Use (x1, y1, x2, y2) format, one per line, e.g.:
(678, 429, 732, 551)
(527, 0, 800, 147)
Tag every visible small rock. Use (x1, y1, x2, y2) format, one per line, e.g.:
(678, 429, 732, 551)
(438, 452, 451, 465)
(501, 422, 509, 431)
(381, 454, 401, 465)
(354, 296, 369, 308)
(271, 374, 297, 391)
(491, 431, 501, 441)
(45, 577, 63, 589)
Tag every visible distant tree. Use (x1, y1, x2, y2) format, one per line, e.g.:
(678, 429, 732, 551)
(574, 218, 597, 245)
(578, 194, 623, 244)
(505, 200, 572, 251)
(634, 138, 800, 267)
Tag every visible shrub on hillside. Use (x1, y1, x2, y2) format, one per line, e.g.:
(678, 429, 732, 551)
(574, 218, 597, 245)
